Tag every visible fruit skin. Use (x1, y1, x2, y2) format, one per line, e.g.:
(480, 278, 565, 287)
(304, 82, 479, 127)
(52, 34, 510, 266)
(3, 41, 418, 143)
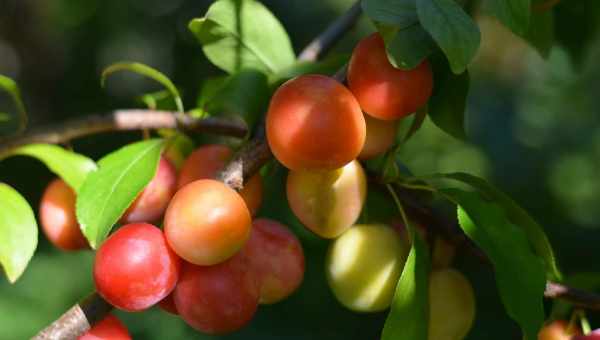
(266, 74, 366, 171)
(539, 320, 582, 340)
(39, 178, 88, 251)
(244, 218, 305, 304)
(287, 160, 367, 238)
(428, 269, 475, 340)
(164, 179, 251, 266)
(573, 329, 600, 340)
(173, 253, 259, 334)
(358, 114, 398, 160)
(326, 224, 407, 312)
(348, 33, 433, 120)
(94, 223, 181, 312)
(121, 157, 177, 224)
(177, 144, 263, 216)
(158, 293, 178, 315)
(78, 314, 131, 340)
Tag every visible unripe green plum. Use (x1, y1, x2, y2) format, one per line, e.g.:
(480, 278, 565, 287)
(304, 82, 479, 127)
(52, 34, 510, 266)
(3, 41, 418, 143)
(120, 157, 177, 224)
(358, 114, 398, 160)
(287, 160, 367, 238)
(538, 320, 582, 340)
(78, 314, 131, 340)
(326, 224, 408, 312)
(428, 269, 476, 340)
(39, 178, 88, 251)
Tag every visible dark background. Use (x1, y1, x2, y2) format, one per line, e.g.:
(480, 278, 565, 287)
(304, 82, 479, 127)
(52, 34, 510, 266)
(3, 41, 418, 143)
(1, 0, 600, 339)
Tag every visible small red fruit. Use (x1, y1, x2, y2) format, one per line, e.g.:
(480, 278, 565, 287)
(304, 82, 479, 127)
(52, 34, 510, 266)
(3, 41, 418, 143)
(78, 314, 131, 340)
(538, 320, 582, 340)
(174, 253, 259, 334)
(244, 218, 305, 304)
(39, 178, 88, 251)
(348, 33, 433, 120)
(94, 223, 181, 311)
(164, 179, 251, 266)
(266, 74, 366, 171)
(121, 157, 177, 223)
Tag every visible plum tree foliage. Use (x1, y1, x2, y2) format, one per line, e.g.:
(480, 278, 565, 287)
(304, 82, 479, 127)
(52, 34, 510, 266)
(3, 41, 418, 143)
(0, 0, 599, 339)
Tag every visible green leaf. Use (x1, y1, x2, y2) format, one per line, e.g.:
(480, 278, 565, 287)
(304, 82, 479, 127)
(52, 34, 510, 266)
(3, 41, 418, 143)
(76, 139, 165, 248)
(444, 189, 545, 340)
(197, 76, 230, 110)
(437, 172, 562, 281)
(428, 59, 469, 140)
(375, 22, 436, 69)
(0, 112, 9, 122)
(0, 74, 27, 133)
(101, 62, 183, 112)
(0, 184, 37, 283)
(482, 0, 531, 36)
(204, 69, 269, 133)
(417, 0, 481, 74)
(382, 230, 430, 340)
(269, 54, 349, 85)
(189, 0, 295, 75)
(524, 10, 554, 59)
(362, 0, 418, 27)
(4, 144, 97, 193)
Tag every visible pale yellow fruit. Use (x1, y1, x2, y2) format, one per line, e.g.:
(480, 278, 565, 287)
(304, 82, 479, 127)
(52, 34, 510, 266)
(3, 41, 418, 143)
(287, 160, 367, 238)
(428, 269, 476, 340)
(326, 224, 408, 312)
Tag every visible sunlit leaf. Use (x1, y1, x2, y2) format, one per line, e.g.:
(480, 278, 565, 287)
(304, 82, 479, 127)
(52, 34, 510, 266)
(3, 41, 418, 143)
(445, 188, 545, 340)
(0, 184, 37, 283)
(439, 172, 562, 281)
(76, 139, 164, 248)
(5, 144, 97, 192)
(188, 0, 295, 75)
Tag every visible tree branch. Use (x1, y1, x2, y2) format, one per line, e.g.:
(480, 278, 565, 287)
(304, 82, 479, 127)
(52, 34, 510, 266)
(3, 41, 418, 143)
(0, 110, 247, 158)
(393, 185, 600, 311)
(32, 2, 363, 339)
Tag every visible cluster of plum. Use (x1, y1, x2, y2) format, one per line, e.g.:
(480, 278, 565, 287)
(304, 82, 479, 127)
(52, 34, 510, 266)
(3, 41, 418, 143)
(37, 32, 480, 338)
(40, 142, 304, 337)
(267, 33, 477, 339)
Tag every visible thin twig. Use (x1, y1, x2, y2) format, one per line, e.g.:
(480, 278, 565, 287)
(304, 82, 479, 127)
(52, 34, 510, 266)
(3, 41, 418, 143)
(297, 1, 362, 62)
(0, 110, 247, 158)
(32, 2, 363, 339)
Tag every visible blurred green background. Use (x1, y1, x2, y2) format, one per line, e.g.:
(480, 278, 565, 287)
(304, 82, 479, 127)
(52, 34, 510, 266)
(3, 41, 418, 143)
(1, 0, 600, 339)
